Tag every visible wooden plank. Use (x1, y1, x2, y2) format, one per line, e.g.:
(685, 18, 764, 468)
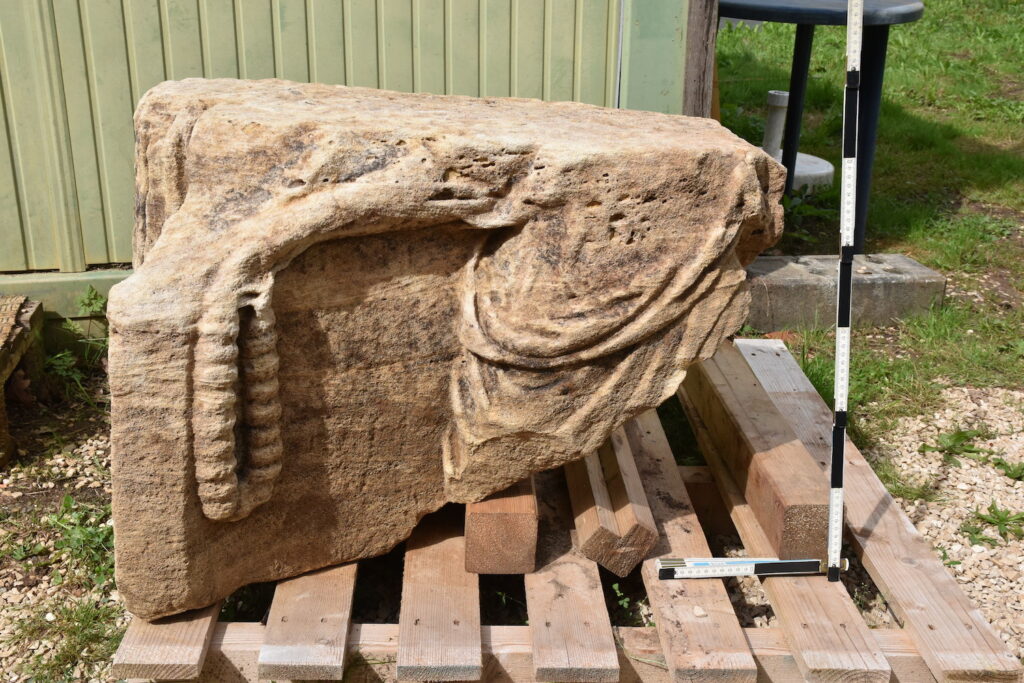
(397, 507, 482, 680)
(256, 563, 357, 680)
(565, 429, 658, 577)
(673, 401, 890, 682)
(465, 477, 538, 574)
(524, 469, 619, 682)
(625, 411, 758, 682)
(112, 602, 220, 680)
(737, 338, 1024, 683)
(201, 623, 935, 682)
(682, 343, 829, 560)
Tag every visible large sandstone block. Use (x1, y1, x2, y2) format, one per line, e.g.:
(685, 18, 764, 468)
(109, 79, 784, 619)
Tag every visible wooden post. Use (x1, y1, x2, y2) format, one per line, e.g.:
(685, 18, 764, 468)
(465, 477, 538, 574)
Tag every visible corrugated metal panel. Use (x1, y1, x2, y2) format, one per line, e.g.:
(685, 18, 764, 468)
(0, 0, 692, 274)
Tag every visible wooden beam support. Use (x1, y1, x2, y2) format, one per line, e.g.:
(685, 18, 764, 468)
(524, 469, 619, 682)
(257, 563, 357, 680)
(737, 338, 1023, 683)
(565, 427, 658, 576)
(112, 602, 220, 680)
(397, 507, 482, 681)
(201, 622, 935, 682)
(625, 411, 758, 682)
(674, 427, 890, 681)
(681, 343, 829, 560)
(465, 477, 538, 574)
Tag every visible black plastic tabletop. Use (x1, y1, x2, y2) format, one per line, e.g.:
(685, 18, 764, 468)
(719, 0, 924, 26)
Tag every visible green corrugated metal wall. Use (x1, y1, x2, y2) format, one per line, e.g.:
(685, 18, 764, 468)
(0, 0, 693, 275)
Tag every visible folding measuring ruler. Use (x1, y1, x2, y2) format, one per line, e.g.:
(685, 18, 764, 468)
(659, 0, 864, 583)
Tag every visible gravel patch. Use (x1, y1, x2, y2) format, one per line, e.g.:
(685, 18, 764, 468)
(0, 423, 124, 682)
(863, 386, 1024, 659)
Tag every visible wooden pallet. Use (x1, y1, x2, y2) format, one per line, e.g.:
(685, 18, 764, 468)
(112, 340, 1023, 683)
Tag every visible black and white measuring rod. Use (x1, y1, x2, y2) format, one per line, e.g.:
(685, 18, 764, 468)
(658, 0, 863, 583)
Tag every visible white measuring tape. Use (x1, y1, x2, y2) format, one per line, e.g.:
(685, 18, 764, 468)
(660, 0, 863, 583)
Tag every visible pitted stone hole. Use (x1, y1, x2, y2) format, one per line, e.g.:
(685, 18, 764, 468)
(285, 178, 306, 188)
(428, 187, 456, 200)
(609, 212, 626, 222)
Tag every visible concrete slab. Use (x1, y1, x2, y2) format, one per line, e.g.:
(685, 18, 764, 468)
(746, 253, 946, 331)
(0, 268, 129, 319)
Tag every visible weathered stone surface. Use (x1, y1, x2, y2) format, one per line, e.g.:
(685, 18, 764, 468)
(109, 79, 784, 619)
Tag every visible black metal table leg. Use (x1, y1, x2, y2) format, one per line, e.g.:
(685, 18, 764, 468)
(781, 23, 815, 195)
(854, 24, 890, 252)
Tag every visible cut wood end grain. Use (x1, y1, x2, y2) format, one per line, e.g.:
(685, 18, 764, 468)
(465, 477, 538, 574)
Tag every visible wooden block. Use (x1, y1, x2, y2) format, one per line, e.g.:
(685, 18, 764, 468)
(681, 343, 829, 560)
(737, 338, 1024, 683)
(565, 427, 658, 576)
(675, 409, 890, 682)
(465, 477, 538, 574)
(625, 411, 757, 682)
(524, 469, 619, 682)
(112, 602, 220, 680)
(397, 507, 482, 681)
(257, 563, 358, 680)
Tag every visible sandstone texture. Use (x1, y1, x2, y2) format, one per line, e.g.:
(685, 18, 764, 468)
(108, 79, 784, 619)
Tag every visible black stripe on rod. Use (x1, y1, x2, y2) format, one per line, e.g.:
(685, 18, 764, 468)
(831, 425, 846, 488)
(753, 559, 822, 576)
(828, 566, 841, 581)
(843, 88, 859, 158)
(837, 261, 853, 327)
(841, 245, 856, 263)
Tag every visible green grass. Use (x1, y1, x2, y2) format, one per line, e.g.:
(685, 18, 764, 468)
(720, 0, 1024, 461)
(45, 495, 115, 590)
(11, 599, 124, 682)
(719, 0, 1024, 254)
